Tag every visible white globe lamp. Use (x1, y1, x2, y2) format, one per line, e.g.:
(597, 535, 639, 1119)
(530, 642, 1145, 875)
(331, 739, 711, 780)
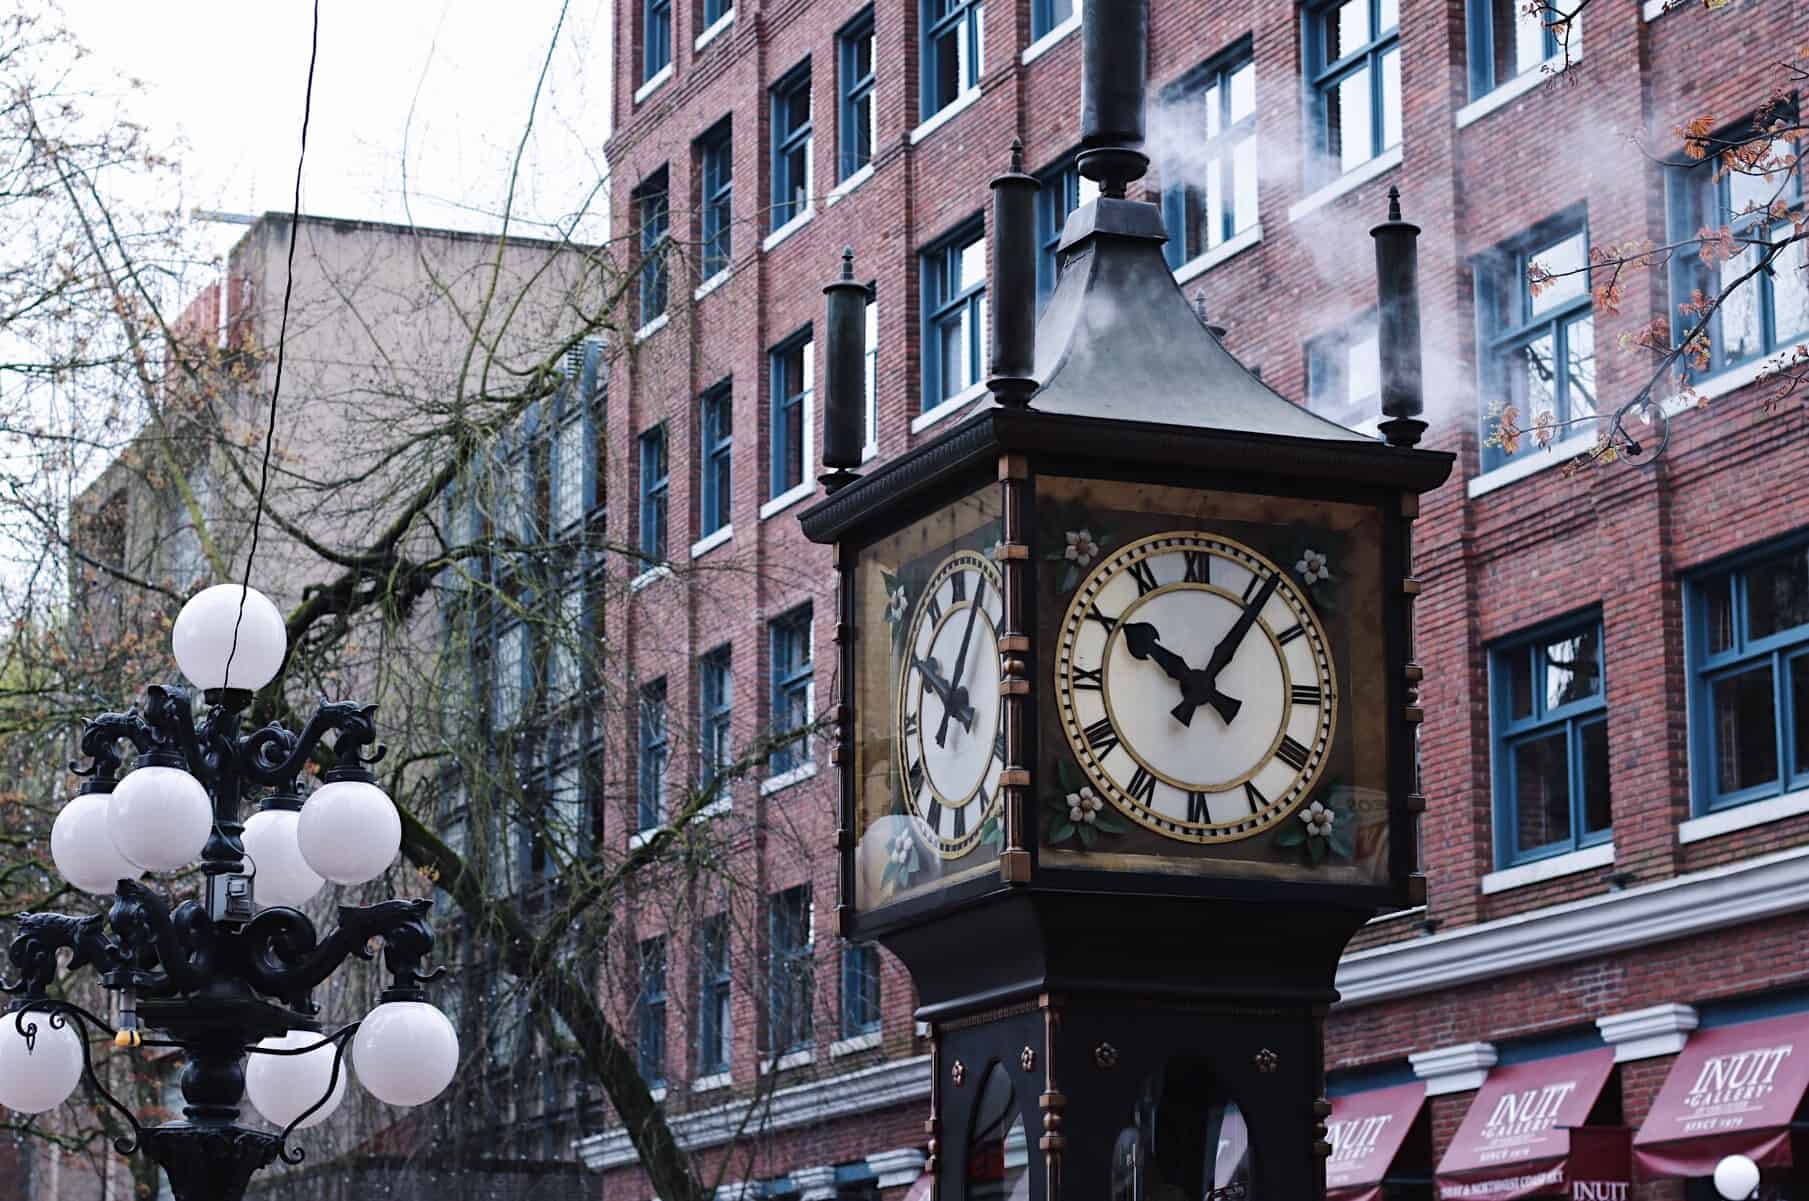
(241, 806, 325, 909)
(171, 584, 288, 693)
(0, 1012, 84, 1114)
(106, 760, 212, 872)
(1715, 1154, 1761, 1201)
(245, 1029, 347, 1129)
(353, 1001, 459, 1107)
(51, 791, 142, 895)
(297, 778, 400, 886)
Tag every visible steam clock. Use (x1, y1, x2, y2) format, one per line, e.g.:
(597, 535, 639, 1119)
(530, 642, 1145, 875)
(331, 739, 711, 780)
(801, 6, 1453, 1199)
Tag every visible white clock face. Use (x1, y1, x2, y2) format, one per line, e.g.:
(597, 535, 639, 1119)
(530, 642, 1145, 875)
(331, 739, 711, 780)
(1054, 531, 1338, 843)
(897, 549, 1006, 858)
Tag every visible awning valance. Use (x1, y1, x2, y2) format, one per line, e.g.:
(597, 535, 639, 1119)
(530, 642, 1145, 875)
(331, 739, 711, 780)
(1435, 1048, 1622, 1200)
(1326, 1082, 1428, 1201)
(1634, 1012, 1809, 1178)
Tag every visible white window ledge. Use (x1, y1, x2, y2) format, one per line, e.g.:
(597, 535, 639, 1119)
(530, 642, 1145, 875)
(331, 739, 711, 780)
(759, 479, 816, 520)
(861, 440, 878, 464)
(1410, 1041, 1498, 1096)
(760, 1049, 816, 1074)
(633, 63, 673, 105)
(1480, 842, 1614, 895)
(693, 1071, 732, 1092)
(1287, 144, 1403, 224)
(694, 9, 734, 50)
(1173, 223, 1263, 285)
(761, 759, 819, 796)
(910, 381, 989, 435)
(1466, 428, 1599, 498)
(630, 562, 674, 592)
(1021, 12, 1080, 65)
(913, 1019, 930, 1038)
(1456, 54, 1576, 130)
(1642, 0, 1681, 19)
(697, 795, 734, 819)
(830, 1031, 881, 1057)
(628, 824, 666, 850)
(650, 1084, 669, 1102)
(826, 163, 874, 207)
(635, 312, 670, 343)
(691, 525, 733, 558)
(762, 207, 815, 253)
(1684, 349, 1799, 406)
(1597, 1002, 1699, 1062)
(1681, 787, 1809, 844)
(909, 88, 980, 146)
(693, 270, 732, 301)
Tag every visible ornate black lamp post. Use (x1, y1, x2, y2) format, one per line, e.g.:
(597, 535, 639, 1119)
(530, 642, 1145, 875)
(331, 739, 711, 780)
(0, 584, 457, 1201)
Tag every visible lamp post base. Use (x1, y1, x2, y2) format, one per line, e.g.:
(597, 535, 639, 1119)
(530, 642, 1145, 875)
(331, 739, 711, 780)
(142, 1124, 283, 1201)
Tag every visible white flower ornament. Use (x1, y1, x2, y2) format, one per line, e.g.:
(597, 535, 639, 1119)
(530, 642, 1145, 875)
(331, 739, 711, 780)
(989, 539, 1007, 562)
(889, 829, 914, 864)
(1299, 801, 1334, 838)
(886, 586, 908, 623)
(1067, 786, 1103, 824)
(1295, 548, 1332, 585)
(1065, 529, 1100, 568)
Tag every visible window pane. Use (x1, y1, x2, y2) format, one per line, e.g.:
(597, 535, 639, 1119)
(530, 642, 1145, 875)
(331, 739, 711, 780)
(785, 85, 811, 134)
(1719, 242, 1763, 363)
(938, 312, 966, 400)
(1204, 82, 1221, 139)
(1507, 330, 1558, 416)
(1380, 47, 1401, 152)
(1328, 0, 1370, 59)
(958, 236, 987, 292)
(1506, 647, 1534, 720)
(1746, 548, 1809, 640)
(1544, 627, 1601, 708)
(1514, 0, 1547, 74)
(1513, 730, 1571, 852)
(1205, 155, 1224, 250)
(1231, 136, 1259, 236)
(1725, 168, 1777, 222)
(1565, 316, 1597, 420)
(1332, 67, 1373, 173)
(1579, 719, 1611, 835)
(1228, 61, 1256, 123)
(1713, 663, 1779, 795)
(1348, 326, 1380, 406)
(1529, 233, 1588, 315)
(1378, 0, 1399, 33)
(1703, 574, 1736, 654)
(1772, 225, 1809, 345)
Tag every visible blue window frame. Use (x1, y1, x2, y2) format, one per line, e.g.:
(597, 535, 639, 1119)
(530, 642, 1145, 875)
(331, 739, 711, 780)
(637, 936, 667, 1087)
(837, 10, 876, 182)
(1466, 0, 1556, 99)
(1688, 536, 1809, 812)
(1490, 616, 1610, 866)
(700, 382, 733, 536)
(702, 0, 731, 28)
(638, 424, 668, 564)
(922, 220, 987, 409)
(1304, 0, 1401, 180)
(643, 0, 672, 82)
(771, 63, 813, 230)
(1031, 0, 1073, 39)
(638, 678, 669, 831)
(840, 942, 881, 1037)
(636, 168, 670, 323)
(769, 329, 812, 497)
(922, 0, 982, 120)
(1477, 217, 1595, 472)
(1666, 117, 1807, 380)
(1305, 312, 1379, 429)
(1160, 46, 1257, 270)
(697, 914, 732, 1075)
(700, 645, 733, 788)
(698, 120, 733, 280)
(769, 885, 814, 1055)
(769, 605, 813, 776)
(1034, 157, 1099, 311)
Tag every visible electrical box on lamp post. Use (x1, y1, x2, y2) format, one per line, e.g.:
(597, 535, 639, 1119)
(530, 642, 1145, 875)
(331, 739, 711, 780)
(800, 5, 1453, 1200)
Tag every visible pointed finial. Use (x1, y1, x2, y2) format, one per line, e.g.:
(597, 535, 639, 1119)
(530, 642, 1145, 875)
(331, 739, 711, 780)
(1010, 137, 1024, 174)
(1387, 185, 1402, 223)
(841, 246, 855, 282)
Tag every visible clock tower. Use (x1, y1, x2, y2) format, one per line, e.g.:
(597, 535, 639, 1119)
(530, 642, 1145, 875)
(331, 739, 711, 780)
(801, 5, 1452, 1199)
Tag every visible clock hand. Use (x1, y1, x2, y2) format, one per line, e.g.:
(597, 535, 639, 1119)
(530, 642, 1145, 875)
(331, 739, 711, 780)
(937, 584, 986, 748)
(1178, 572, 1282, 726)
(911, 655, 975, 735)
(1123, 622, 1242, 727)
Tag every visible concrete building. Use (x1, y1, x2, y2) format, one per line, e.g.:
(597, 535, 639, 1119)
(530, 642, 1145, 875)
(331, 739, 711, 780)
(592, 0, 1809, 1199)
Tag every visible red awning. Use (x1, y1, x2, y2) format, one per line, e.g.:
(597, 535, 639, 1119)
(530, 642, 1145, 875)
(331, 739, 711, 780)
(1327, 1082, 1428, 1201)
(1634, 1012, 1809, 1178)
(1435, 1047, 1620, 1200)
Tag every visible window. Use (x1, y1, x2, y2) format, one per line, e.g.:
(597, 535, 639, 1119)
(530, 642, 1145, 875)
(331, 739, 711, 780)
(1160, 48, 1257, 269)
(1667, 120, 1806, 378)
(863, 290, 879, 453)
(1305, 313, 1380, 429)
(638, 678, 669, 832)
(769, 885, 814, 1055)
(770, 330, 813, 497)
(1032, 0, 1073, 39)
(772, 64, 813, 230)
(702, 0, 731, 27)
(636, 168, 670, 323)
(1467, 0, 1557, 98)
(1305, 0, 1401, 178)
(922, 0, 983, 120)
(1490, 617, 1609, 865)
(637, 937, 668, 1087)
(838, 11, 876, 181)
(638, 424, 668, 565)
(770, 605, 814, 776)
(700, 646, 733, 788)
(698, 121, 733, 280)
(1478, 220, 1595, 471)
(697, 914, 732, 1075)
(643, 0, 672, 82)
(1035, 158, 1100, 310)
(922, 221, 987, 408)
(551, 402, 588, 533)
(700, 383, 733, 536)
(493, 621, 527, 730)
(1688, 537, 1809, 812)
(840, 943, 881, 1037)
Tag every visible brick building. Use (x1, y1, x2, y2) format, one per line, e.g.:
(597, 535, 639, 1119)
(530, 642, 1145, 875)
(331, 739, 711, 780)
(589, 0, 1809, 1199)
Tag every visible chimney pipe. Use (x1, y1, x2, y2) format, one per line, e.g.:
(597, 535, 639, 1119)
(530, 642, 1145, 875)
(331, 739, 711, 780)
(820, 247, 866, 492)
(1371, 186, 1426, 448)
(1077, 0, 1149, 196)
(989, 140, 1039, 408)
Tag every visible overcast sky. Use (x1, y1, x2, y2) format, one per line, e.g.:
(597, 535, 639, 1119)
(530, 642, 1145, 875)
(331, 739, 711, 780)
(67, 0, 614, 260)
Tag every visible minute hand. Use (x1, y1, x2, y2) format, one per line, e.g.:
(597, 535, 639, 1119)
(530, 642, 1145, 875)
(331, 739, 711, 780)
(1181, 572, 1282, 726)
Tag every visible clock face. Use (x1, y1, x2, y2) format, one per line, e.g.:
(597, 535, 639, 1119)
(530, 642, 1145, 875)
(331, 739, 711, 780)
(896, 549, 1006, 857)
(1054, 531, 1338, 843)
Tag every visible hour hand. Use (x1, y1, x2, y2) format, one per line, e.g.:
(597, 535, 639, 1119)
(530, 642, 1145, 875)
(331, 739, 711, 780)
(1121, 623, 1241, 727)
(911, 656, 974, 733)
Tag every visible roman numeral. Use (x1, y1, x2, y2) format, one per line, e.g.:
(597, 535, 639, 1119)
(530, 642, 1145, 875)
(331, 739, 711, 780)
(952, 572, 968, 602)
(1127, 558, 1159, 596)
(1187, 791, 1210, 822)
(1277, 624, 1306, 646)
(902, 712, 919, 737)
(1071, 665, 1103, 691)
(994, 729, 1007, 762)
(1244, 780, 1267, 813)
(1084, 605, 1119, 633)
(926, 593, 943, 626)
(1183, 551, 1211, 584)
(1242, 570, 1270, 604)
(1127, 766, 1156, 805)
(1083, 717, 1120, 756)
(1290, 684, 1322, 705)
(925, 798, 943, 832)
(1276, 736, 1312, 771)
(951, 805, 966, 840)
(907, 757, 925, 795)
